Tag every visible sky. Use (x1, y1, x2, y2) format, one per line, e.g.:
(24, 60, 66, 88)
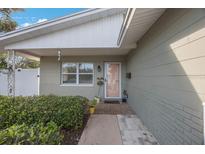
(9, 8, 86, 28)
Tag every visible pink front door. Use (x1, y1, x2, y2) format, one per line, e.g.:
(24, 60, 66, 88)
(104, 62, 121, 98)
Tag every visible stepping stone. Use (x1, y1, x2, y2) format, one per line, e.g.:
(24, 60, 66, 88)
(117, 114, 158, 145)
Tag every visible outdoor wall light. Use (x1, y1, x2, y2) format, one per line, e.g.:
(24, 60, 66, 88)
(97, 65, 102, 72)
(126, 72, 131, 79)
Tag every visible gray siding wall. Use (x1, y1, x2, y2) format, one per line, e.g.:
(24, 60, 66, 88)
(40, 55, 126, 100)
(126, 9, 205, 144)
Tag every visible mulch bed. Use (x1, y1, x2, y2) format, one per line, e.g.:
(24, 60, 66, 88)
(60, 114, 90, 145)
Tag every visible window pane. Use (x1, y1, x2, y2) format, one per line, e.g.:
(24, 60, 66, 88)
(62, 63, 76, 73)
(79, 74, 93, 84)
(79, 63, 93, 73)
(62, 74, 76, 84)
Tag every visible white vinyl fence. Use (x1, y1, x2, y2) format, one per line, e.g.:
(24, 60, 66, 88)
(0, 68, 39, 96)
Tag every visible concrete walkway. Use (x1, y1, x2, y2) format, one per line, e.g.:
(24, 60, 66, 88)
(79, 114, 158, 145)
(78, 114, 122, 145)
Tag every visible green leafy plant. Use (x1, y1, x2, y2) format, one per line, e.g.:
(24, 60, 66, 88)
(0, 19, 17, 32)
(0, 53, 7, 70)
(0, 8, 24, 32)
(88, 99, 97, 108)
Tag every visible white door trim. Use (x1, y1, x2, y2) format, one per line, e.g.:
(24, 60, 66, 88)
(104, 62, 121, 99)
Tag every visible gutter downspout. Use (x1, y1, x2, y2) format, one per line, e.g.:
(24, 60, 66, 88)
(117, 8, 136, 47)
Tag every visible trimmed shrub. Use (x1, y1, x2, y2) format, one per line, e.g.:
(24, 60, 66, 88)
(0, 95, 88, 130)
(0, 95, 88, 144)
(0, 121, 63, 145)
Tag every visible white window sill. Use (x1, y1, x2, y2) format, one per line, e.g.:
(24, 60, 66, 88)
(60, 84, 94, 87)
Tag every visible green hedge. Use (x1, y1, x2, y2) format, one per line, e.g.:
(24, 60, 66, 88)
(0, 122, 63, 145)
(0, 95, 88, 144)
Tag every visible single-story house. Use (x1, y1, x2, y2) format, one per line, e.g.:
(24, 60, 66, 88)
(0, 8, 205, 145)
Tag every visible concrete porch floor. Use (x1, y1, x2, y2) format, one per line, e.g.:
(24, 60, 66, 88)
(78, 103, 158, 145)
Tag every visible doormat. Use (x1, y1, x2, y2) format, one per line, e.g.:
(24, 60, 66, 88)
(104, 100, 120, 104)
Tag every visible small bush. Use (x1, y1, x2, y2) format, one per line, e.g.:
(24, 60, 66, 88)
(0, 121, 63, 145)
(88, 99, 97, 107)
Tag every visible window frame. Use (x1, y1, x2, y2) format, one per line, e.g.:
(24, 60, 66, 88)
(61, 62, 94, 86)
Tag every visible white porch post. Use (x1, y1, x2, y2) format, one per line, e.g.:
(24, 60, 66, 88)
(7, 50, 15, 97)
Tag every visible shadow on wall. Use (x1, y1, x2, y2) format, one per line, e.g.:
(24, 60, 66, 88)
(126, 8, 205, 145)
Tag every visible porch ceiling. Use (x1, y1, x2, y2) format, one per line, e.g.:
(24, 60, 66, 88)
(120, 8, 166, 47)
(17, 48, 130, 57)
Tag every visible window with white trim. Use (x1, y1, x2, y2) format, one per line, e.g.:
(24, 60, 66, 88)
(61, 63, 94, 85)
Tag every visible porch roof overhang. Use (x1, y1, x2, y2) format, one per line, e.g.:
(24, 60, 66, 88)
(0, 8, 166, 58)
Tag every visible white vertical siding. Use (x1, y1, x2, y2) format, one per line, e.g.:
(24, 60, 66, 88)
(5, 14, 124, 49)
